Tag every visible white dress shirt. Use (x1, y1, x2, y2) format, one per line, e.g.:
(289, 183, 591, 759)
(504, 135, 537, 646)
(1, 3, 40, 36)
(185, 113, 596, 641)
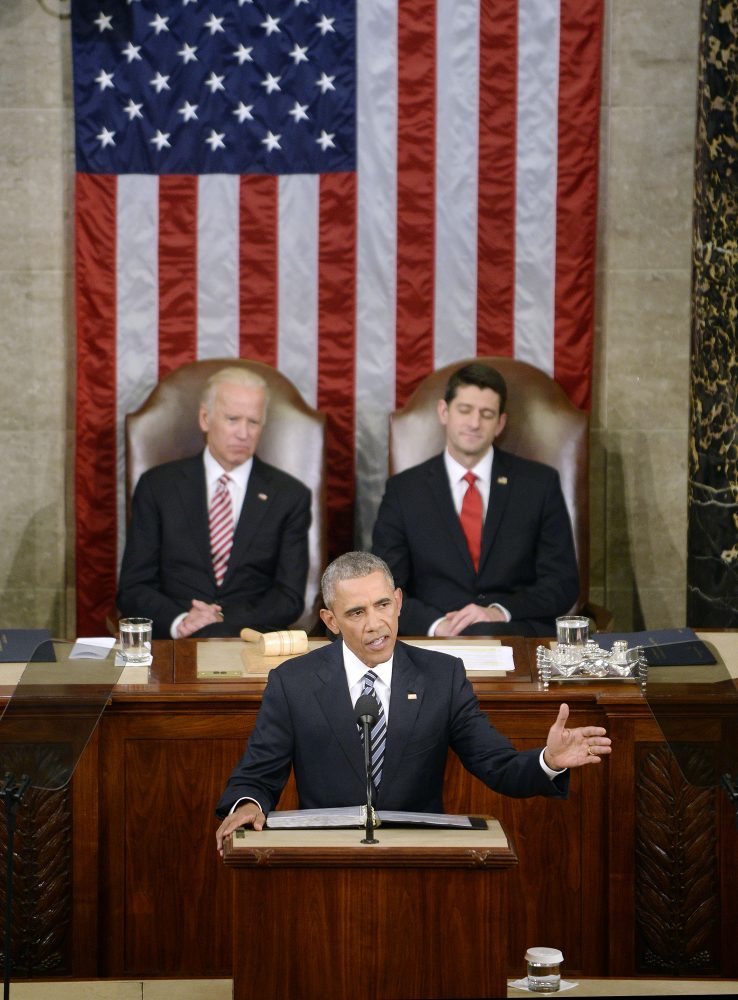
(203, 446, 252, 525)
(342, 640, 393, 722)
(443, 447, 494, 519)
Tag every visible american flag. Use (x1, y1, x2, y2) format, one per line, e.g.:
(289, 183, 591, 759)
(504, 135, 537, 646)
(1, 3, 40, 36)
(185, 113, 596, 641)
(72, 0, 603, 635)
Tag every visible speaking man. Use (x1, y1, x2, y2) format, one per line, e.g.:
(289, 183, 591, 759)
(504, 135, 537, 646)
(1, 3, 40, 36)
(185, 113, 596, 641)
(117, 366, 311, 639)
(372, 362, 579, 637)
(215, 551, 610, 848)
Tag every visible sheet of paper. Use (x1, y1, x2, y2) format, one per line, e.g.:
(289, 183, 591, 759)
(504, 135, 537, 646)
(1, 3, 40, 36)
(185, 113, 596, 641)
(70, 636, 116, 659)
(422, 643, 515, 671)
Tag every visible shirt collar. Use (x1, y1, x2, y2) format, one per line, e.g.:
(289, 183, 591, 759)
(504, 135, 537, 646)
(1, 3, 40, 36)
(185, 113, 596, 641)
(444, 446, 494, 485)
(341, 639, 394, 687)
(203, 446, 253, 492)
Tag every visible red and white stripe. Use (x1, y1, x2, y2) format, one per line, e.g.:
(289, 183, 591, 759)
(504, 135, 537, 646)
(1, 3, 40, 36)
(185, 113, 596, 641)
(209, 475, 234, 587)
(75, 0, 603, 634)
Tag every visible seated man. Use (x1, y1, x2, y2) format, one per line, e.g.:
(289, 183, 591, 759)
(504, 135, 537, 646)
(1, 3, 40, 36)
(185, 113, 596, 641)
(215, 551, 609, 844)
(117, 366, 311, 639)
(372, 362, 579, 637)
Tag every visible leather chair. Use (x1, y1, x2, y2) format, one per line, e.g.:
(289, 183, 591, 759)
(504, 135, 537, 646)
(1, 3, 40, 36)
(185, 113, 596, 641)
(123, 358, 326, 633)
(388, 356, 612, 631)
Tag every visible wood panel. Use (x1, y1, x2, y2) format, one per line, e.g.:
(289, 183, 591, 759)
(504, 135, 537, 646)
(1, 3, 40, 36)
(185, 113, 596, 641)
(224, 830, 516, 1000)
(99, 711, 250, 976)
(4, 637, 737, 984)
(604, 704, 738, 980)
(442, 702, 608, 976)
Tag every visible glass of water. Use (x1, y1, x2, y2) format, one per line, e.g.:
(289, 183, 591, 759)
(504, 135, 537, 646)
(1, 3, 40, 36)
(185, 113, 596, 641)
(554, 615, 590, 677)
(119, 617, 153, 663)
(525, 947, 563, 992)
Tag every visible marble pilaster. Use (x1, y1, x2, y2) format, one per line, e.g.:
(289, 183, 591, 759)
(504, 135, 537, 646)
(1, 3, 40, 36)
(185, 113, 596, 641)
(687, 0, 738, 626)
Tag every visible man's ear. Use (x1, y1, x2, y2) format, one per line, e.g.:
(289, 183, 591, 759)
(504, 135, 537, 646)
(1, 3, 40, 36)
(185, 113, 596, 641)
(394, 588, 403, 614)
(436, 398, 448, 426)
(496, 411, 507, 436)
(320, 607, 341, 636)
(198, 403, 209, 435)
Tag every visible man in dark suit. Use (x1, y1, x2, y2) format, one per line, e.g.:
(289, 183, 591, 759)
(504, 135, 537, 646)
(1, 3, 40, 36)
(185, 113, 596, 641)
(372, 362, 579, 637)
(117, 367, 311, 639)
(215, 552, 610, 846)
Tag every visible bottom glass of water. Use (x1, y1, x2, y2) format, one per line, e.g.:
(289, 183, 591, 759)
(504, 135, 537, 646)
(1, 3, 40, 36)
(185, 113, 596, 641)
(525, 947, 563, 993)
(119, 617, 153, 663)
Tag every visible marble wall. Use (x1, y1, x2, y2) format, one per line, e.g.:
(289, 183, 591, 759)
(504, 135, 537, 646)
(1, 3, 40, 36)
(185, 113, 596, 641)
(0, 0, 701, 637)
(591, 0, 700, 628)
(687, 0, 738, 627)
(0, 0, 74, 636)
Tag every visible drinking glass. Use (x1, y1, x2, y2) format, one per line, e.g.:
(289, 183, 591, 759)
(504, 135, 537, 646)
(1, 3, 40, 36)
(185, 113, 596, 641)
(119, 617, 153, 663)
(554, 615, 589, 677)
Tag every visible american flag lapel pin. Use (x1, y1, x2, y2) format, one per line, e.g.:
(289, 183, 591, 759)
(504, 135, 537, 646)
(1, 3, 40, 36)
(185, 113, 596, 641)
(497, 476, 508, 485)
(408, 693, 417, 700)
(258, 493, 268, 501)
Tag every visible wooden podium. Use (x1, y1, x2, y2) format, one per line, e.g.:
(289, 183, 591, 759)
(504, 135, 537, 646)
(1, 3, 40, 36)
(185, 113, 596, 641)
(223, 820, 517, 1000)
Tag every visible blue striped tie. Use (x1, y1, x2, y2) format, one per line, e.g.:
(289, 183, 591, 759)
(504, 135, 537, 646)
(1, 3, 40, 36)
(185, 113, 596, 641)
(359, 670, 386, 787)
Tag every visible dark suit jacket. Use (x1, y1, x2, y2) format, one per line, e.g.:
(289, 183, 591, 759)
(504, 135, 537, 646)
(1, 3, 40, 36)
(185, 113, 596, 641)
(215, 639, 567, 817)
(117, 453, 311, 639)
(372, 450, 579, 637)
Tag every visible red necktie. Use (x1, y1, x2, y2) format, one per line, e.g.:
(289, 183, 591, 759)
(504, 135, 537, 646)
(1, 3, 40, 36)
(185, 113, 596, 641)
(459, 471, 483, 570)
(209, 474, 234, 586)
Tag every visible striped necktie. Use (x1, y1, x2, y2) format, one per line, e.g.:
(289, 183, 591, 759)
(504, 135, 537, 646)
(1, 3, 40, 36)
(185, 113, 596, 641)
(358, 670, 387, 787)
(209, 473, 234, 587)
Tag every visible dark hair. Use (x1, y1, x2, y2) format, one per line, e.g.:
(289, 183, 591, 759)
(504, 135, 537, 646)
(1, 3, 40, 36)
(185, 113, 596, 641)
(444, 363, 507, 413)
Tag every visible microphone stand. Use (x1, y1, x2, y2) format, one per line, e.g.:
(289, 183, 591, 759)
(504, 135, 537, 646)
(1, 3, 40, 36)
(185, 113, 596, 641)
(1, 772, 30, 1000)
(355, 694, 379, 845)
(359, 717, 378, 845)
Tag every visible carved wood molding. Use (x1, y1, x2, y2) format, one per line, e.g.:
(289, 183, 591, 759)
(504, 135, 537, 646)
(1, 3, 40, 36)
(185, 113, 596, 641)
(635, 742, 718, 974)
(0, 746, 72, 976)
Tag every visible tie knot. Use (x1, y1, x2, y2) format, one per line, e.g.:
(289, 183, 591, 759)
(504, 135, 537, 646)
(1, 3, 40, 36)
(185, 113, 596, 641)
(216, 473, 231, 490)
(362, 670, 378, 691)
(463, 471, 477, 487)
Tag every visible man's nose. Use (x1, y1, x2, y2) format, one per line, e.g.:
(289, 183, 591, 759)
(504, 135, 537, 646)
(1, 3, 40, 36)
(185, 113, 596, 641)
(365, 607, 380, 630)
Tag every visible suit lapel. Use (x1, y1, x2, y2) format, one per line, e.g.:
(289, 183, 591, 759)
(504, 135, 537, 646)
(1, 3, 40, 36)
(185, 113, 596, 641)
(479, 448, 513, 572)
(426, 455, 476, 573)
(311, 641, 429, 796)
(222, 457, 273, 585)
(175, 456, 213, 574)
(378, 642, 424, 796)
(312, 641, 367, 786)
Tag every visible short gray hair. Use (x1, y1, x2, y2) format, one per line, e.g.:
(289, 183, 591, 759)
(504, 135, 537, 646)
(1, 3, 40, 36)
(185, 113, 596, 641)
(200, 367, 270, 414)
(321, 551, 395, 608)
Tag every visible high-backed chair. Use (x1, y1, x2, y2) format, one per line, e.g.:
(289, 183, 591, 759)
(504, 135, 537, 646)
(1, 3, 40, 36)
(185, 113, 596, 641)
(389, 356, 612, 631)
(124, 359, 326, 632)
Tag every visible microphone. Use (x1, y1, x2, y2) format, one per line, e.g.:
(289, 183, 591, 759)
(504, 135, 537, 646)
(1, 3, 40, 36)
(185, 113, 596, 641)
(355, 694, 379, 844)
(355, 694, 378, 727)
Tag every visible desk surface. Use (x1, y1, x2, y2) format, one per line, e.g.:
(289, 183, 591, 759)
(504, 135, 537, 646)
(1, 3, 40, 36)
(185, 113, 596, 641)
(225, 818, 515, 868)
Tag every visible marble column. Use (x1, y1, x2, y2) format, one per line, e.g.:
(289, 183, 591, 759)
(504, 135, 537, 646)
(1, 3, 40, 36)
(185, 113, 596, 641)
(687, 0, 738, 626)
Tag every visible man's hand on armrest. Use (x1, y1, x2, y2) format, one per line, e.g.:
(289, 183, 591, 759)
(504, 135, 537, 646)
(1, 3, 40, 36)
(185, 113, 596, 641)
(216, 802, 266, 855)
